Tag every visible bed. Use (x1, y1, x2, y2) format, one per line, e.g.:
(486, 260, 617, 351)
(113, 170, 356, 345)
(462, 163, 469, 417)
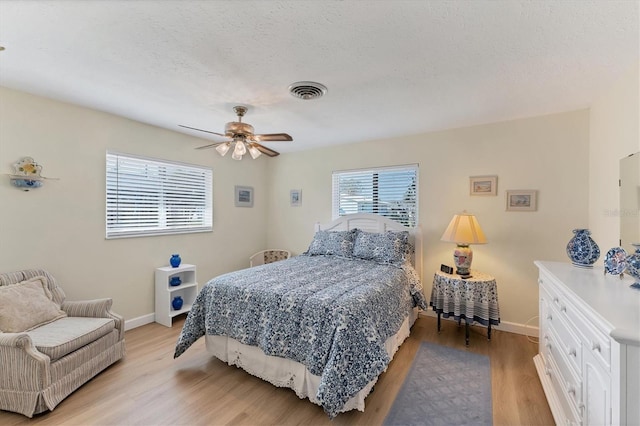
(174, 213, 426, 417)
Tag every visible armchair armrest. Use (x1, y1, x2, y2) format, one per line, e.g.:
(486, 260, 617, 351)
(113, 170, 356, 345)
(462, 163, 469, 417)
(61, 298, 125, 341)
(0, 333, 51, 391)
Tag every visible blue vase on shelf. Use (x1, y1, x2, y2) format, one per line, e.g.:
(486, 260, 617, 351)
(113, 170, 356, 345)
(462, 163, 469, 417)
(566, 229, 600, 268)
(169, 276, 181, 286)
(172, 296, 184, 310)
(170, 254, 181, 268)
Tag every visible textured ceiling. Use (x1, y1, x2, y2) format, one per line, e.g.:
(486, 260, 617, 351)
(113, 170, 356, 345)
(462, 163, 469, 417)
(0, 1, 638, 154)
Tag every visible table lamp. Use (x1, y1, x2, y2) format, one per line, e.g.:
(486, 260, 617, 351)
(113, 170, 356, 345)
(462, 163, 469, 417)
(441, 211, 487, 276)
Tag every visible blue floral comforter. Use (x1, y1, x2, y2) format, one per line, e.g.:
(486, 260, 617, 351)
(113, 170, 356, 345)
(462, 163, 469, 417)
(174, 254, 426, 417)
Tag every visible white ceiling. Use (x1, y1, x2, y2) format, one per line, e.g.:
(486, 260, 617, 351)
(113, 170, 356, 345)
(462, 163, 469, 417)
(0, 1, 638, 155)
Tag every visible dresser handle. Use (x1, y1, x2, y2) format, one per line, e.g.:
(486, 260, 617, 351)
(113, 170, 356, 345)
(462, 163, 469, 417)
(568, 385, 576, 395)
(553, 297, 559, 304)
(568, 348, 576, 357)
(592, 342, 601, 352)
(545, 342, 552, 349)
(546, 314, 552, 321)
(560, 305, 567, 313)
(545, 368, 552, 377)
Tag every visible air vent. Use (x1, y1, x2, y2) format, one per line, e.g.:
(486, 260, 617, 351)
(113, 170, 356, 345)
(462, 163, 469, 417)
(288, 81, 327, 100)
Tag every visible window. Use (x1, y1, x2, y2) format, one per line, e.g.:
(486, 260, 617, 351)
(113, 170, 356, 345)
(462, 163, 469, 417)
(332, 164, 418, 227)
(106, 151, 212, 238)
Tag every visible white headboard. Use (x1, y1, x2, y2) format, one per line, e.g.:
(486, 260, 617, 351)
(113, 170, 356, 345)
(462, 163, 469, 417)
(315, 213, 423, 281)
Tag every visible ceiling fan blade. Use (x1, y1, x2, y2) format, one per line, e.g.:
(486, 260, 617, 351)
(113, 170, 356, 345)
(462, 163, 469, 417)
(252, 133, 293, 142)
(195, 142, 226, 150)
(179, 124, 229, 138)
(253, 143, 280, 157)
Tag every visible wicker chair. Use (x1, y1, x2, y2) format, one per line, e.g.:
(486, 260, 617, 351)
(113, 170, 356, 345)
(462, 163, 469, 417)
(0, 269, 125, 417)
(249, 249, 291, 267)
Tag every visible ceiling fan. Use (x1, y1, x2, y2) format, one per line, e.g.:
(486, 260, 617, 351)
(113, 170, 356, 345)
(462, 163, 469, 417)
(179, 106, 292, 160)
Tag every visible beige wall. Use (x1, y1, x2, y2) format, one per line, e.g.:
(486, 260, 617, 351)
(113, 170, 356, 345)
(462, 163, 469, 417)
(589, 61, 640, 252)
(266, 110, 590, 327)
(2, 59, 636, 330)
(0, 87, 269, 321)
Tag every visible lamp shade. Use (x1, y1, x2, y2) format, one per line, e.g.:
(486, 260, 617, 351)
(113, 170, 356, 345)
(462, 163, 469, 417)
(441, 212, 487, 245)
(248, 144, 262, 159)
(215, 142, 231, 156)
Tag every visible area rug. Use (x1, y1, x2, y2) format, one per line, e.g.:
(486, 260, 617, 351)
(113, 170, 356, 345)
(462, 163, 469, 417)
(383, 342, 492, 426)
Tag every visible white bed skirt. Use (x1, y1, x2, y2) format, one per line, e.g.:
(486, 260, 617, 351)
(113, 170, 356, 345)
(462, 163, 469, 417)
(205, 307, 418, 414)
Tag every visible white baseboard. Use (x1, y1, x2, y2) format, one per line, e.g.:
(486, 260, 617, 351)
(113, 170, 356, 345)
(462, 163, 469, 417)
(124, 313, 155, 331)
(126, 311, 540, 337)
(419, 310, 539, 337)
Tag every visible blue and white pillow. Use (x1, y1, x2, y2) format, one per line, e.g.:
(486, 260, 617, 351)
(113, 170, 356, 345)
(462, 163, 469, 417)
(304, 229, 356, 258)
(353, 229, 410, 266)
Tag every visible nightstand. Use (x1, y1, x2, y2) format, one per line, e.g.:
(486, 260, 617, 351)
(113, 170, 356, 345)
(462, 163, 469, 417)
(430, 270, 501, 345)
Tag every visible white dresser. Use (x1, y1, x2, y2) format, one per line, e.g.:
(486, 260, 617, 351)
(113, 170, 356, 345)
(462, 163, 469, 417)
(534, 261, 640, 426)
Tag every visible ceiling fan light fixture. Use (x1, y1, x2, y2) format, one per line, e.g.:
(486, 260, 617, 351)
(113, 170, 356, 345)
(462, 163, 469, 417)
(248, 144, 262, 159)
(216, 142, 231, 156)
(288, 81, 328, 100)
(231, 140, 247, 160)
(181, 105, 290, 159)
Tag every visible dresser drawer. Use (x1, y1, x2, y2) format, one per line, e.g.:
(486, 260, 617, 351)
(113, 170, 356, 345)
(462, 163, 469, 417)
(561, 301, 611, 372)
(546, 303, 582, 376)
(544, 330, 583, 414)
(544, 346, 583, 426)
(540, 272, 611, 372)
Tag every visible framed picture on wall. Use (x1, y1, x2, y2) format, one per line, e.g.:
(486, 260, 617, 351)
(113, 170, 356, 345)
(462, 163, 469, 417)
(235, 185, 254, 207)
(506, 190, 537, 211)
(470, 175, 498, 196)
(290, 189, 302, 207)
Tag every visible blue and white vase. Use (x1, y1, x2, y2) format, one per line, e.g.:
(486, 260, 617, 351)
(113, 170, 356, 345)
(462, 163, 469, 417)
(566, 229, 600, 268)
(170, 254, 181, 268)
(172, 296, 183, 310)
(625, 244, 640, 285)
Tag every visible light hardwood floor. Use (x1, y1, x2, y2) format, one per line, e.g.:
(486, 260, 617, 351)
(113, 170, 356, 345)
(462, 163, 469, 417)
(0, 315, 554, 425)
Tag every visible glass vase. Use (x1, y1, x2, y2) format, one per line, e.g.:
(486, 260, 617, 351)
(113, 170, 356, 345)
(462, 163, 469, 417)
(170, 254, 181, 268)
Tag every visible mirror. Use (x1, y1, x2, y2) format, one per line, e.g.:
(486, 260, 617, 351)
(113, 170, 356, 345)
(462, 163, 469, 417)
(620, 152, 640, 252)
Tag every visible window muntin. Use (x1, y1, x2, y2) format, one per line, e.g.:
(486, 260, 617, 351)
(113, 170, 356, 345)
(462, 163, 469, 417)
(332, 164, 418, 227)
(106, 151, 212, 238)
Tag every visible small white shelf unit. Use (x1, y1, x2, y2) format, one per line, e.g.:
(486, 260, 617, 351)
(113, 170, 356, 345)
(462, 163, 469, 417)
(155, 263, 198, 327)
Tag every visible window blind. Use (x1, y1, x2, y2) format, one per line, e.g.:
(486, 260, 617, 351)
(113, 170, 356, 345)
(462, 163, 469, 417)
(106, 151, 213, 238)
(332, 164, 418, 227)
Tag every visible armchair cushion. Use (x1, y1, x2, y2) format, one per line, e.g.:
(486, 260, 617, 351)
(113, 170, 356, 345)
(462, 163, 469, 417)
(26, 317, 115, 361)
(0, 276, 67, 333)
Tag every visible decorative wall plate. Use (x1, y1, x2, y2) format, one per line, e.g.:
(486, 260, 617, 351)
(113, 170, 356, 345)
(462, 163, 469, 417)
(604, 247, 627, 275)
(7, 156, 58, 191)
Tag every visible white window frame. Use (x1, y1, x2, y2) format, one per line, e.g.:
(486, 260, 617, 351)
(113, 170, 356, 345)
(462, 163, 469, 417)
(106, 151, 213, 239)
(332, 164, 419, 227)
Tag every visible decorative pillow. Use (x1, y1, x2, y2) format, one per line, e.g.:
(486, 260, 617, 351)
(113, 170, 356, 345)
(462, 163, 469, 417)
(304, 229, 357, 258)
(353, 229, 410, 266)
(0, 276, 67, 333)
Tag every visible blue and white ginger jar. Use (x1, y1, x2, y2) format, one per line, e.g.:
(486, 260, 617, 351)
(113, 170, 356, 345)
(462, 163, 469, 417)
(625, 244, 640, 285)
(566, 229, 600, 267)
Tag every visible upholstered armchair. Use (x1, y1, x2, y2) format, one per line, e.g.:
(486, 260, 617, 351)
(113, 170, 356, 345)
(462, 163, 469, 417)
(249, 249, 291, 267)
(0, 269, 125, 417)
